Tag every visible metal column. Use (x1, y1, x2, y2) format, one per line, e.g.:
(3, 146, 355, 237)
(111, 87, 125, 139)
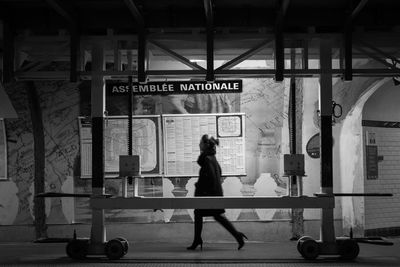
(127, 75, 133, 188)
(90, 42, 106, 253)
(319, 39, 336, 246)
(204, 0, 214, 81)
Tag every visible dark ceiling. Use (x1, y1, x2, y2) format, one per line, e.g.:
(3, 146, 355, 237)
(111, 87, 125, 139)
(1, 0, 400, 35)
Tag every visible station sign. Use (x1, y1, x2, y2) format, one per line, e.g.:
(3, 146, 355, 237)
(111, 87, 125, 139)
(106, 80, 242, 95)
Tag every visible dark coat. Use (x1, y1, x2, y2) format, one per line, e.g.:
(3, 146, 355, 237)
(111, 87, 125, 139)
(194, 150, 225, 216)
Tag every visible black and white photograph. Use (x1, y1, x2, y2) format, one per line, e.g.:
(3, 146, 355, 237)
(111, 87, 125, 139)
(0, 1, 399, 266)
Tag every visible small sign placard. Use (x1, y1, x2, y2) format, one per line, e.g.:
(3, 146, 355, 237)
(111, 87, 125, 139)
(283, 154, 305, 176)
(119, 155, 141, 177)
(366, 145, 378, 179)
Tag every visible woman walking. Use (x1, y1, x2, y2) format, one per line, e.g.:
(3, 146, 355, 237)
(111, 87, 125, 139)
(187, 134, 248, 251)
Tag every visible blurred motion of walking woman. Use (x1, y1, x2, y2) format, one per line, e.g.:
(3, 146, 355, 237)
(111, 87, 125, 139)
(187, 134, 248, 251)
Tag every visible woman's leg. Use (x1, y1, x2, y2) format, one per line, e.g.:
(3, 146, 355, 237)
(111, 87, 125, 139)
(194, 211, 203, 241)
(213, 214, 239, 239)
(213, 214, 247, 249)
(187, 210, 204, 250)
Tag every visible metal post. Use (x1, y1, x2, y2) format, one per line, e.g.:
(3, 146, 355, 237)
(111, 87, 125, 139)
(274, 0, 288, 82)
(70, 27, 79, 82)
(275, 22, 284, 82)
(138, 31, 147, 83)
(127, 75, 133, 188)
(289, 49, 297, 194)
(319, 39, 336, 246)
(90, 42, 106, 253)
(204, 0, 214, 81)
(344, 22, 353, 81)
(289, 48, 304, 240)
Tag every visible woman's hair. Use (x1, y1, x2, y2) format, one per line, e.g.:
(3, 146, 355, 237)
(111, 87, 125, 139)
(201, 134, 219, 151)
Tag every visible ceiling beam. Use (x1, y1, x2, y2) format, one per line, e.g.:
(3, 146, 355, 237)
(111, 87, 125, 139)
(216, 39, 272, 71)
(353, 46, 399, 70)
(351, 0, 369, 20)
(123, 0, 146, 82)
(15, 67, 400, 81)
(148, 39, 206, 71)
(275, 0, 290, 82)
(344, 0, 369, 81)
(355, 39, 400, 66)
(123, 0, 145, 31)
(44, 0, 79, 82)
(281, 0, 290, 16)
(44, 0, 76, 26)
(204, 0, 214, 81)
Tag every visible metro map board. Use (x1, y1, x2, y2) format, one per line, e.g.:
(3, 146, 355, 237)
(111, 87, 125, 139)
(78, 116, 162, 178)
(107, 80, 242, 95)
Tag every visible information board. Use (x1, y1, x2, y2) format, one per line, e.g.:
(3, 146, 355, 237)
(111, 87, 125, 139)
(366, 145, 378, 180)
(78, 116, 162, 178)
(163, 113, 246, 177)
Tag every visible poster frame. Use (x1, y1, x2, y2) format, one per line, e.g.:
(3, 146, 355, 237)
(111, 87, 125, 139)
(162, 113, 246, 177)
(78, 115, 162, 178)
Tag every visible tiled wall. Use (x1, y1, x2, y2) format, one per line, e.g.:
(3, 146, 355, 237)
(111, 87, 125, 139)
(364, 126, 400, 230)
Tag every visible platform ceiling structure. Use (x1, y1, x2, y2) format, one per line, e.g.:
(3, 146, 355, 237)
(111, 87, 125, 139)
(1, 0, 400, 82)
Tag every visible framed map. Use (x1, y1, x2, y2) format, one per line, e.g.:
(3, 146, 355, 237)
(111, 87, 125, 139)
(78, 116, 162, 178)
(0, 119, 6, 180)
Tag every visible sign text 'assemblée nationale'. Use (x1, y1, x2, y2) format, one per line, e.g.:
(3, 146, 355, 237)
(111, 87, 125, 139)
(106, 80, 242, 95)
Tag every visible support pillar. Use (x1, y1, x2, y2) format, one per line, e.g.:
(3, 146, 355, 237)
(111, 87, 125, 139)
(319, 39, 336, 245)
(89, 42, 106, 253)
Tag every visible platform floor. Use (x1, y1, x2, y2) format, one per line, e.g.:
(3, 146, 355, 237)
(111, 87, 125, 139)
(0, 239, 399, 267)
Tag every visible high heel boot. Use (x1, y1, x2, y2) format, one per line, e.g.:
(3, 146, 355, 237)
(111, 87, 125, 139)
(237, 232, 248, 250)
(186, 238, 203, 250)
(188, 213, 204, 250)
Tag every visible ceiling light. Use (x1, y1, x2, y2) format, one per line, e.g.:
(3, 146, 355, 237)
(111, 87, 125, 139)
(189, 59, 206, 63)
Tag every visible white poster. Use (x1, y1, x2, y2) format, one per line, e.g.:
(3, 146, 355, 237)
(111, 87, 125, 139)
(163, 113, 246, 177)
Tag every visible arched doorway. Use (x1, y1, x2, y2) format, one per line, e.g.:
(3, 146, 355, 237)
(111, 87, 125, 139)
(337, 77, 400, 236)
(361, 79, 400, 236)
